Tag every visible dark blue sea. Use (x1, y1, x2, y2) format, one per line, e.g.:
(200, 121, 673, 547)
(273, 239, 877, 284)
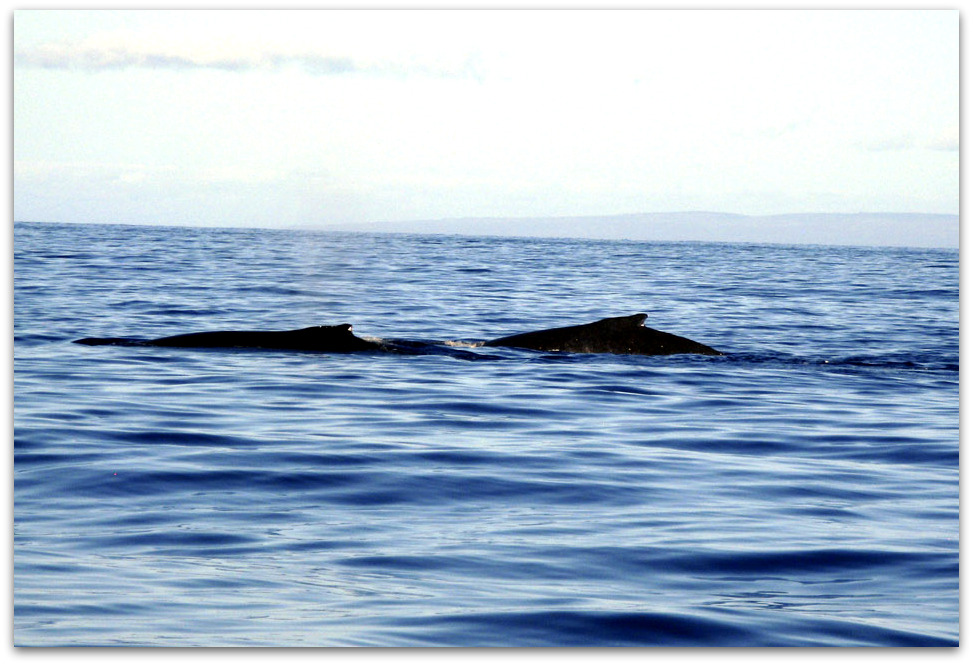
(12, 221, 959, 647)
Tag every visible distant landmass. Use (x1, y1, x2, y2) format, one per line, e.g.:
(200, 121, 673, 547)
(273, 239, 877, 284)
(319, 212, 958, 249)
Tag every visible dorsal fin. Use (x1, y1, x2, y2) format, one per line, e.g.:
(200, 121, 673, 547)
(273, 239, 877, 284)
(607, 313, 647, 327)
(311, 324, 354, 332)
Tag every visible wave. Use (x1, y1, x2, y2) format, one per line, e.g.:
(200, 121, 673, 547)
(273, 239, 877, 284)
(384, 608, 956, 647)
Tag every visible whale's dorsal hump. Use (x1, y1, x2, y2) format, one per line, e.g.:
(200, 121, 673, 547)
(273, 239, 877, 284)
(301, 323, 354, 334)
(601, 313, 648, 327)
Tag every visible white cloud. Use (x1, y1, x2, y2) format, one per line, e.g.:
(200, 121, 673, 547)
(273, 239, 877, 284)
(854, 124, 960, 153)
(117, 171, 146, 184)
(925, 124, 959, 152)
(14, 10, 485, 80)
(15, 38, 478, 79)
(196, 164, 288, 185)
(857, 132, 917, 152)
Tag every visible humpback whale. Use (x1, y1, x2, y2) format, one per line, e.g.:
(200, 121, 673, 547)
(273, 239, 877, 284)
(74, 314, 722, 357)
(75, 324, 383, 353)
(484, 314, 722, 356)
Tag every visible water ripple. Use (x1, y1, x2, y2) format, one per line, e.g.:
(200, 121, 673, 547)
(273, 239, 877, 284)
(13, 223, 958, 646)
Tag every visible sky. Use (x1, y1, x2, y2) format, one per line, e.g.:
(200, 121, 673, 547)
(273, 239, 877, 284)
(12, 8, 960, 231)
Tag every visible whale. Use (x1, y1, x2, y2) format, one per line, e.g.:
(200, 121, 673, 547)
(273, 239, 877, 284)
(74, 324, 496, 360)
(74, 323, 383, 353)
(74, 314, 722, 357)
(484, 313, 722, 356)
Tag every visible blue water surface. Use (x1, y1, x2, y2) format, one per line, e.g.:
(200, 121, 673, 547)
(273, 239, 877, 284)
(13, 221, 959, 646)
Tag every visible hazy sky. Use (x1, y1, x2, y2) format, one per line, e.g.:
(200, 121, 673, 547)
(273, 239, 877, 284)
(13, 8, 959, 229)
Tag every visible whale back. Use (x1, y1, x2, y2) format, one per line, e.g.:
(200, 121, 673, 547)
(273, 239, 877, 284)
(148, 324, 381, 352)
(484, 314, 722, 356)
(77, 324, 383, 353)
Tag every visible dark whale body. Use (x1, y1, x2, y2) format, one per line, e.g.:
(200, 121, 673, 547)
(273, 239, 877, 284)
(75, 324, 382, 353)
(74, 314, 721, 358)
(484, 314, 722, 356)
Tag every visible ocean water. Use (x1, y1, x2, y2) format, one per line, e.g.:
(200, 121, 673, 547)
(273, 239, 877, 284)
(12, 221, 958, 647)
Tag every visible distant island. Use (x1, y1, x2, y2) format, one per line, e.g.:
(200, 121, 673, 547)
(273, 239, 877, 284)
(317, 212, 958, 249)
